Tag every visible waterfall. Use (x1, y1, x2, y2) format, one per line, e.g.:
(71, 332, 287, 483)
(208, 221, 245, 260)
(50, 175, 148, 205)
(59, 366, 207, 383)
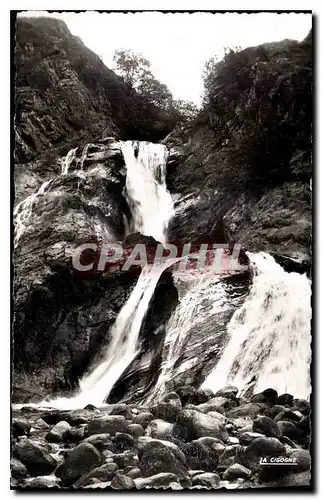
(121, 141, 174, 243)
(202, 252, 311, 399)
(43, 260, 181, 410)
(61, 147, 77, 174)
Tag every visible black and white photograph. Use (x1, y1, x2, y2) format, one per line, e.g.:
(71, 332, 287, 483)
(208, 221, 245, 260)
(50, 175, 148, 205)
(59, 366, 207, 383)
(11, 8, 312, 491)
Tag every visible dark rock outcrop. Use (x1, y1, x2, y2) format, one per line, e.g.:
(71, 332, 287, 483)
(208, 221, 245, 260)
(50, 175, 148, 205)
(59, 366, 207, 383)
(165, 34, 312, 267)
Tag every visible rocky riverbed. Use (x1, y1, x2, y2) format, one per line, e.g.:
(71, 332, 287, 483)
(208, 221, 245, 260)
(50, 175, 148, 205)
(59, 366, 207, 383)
(11, 384, 311, 490)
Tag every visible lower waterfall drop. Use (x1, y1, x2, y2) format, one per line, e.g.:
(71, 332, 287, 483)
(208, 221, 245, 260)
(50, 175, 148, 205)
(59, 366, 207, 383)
(121, 141, 174, 243)
(44, 259, 180, 410)
(202, 252, 311, 399)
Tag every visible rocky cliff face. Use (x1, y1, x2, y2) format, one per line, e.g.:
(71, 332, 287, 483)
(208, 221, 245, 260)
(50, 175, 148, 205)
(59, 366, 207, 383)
(165, 33, 312, 270)
(15, 16, 176, 201)
(12, 139, 178, 402)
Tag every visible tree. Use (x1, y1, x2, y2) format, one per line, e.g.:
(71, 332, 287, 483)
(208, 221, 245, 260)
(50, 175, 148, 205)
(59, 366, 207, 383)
(171, 99, 199, 123)
(113, 49, 151, 87)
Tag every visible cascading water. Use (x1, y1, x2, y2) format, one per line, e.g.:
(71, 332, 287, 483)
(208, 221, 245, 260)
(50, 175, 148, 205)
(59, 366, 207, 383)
(202, 252, 311, 399)
(44, 259, 181, 410)
(121, 141, 174, 243)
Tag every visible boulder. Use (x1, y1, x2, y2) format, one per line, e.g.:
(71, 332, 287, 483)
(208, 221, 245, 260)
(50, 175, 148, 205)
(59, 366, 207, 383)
(109, 451, 138, 469)
(109, 404, 133, 420)
(183, 439, 220, 471)
(73, 462, 118, 488)
(145, 419, 174, 440)
(253, 416, 281, 437)
(176, 385, 198, 406)
(287, 449, 311, 473)
(46, 421, 71, 443)
(127, 424, 144, 438)
(133, 412, 154, 428)
(214, 385, 239, 399)
(83, 433, 112, 451)
(239, 432, 265, 446)
(138, 441, 188, 479)
(291, 399, 310, 416)
(243, 437, 285, 469)
(134, 472, 178, 489)
(125, 467, 142, 479)
(12, 419, 31, 438)
(151, 401, 181, 422)
(64, 426, 85, 443)
(138, 436, 186, 465)
(277, 421, 302, 441)
(227, 403, 268, 419)
(223, 463, 252, 481)
(24, 476, 61, 488)
(59, 443, 101, 485)
(11, 458, 27, 479)
(112, 432, 135, 453)
(192, 472, 220, 488)
(270, 405, 286, 418)
(87, 415, 128, 436)
(251, 389, 278, 406)
(14, 437, 57, 476)
(178, 409, 229, 442)
(110, 473, 135, 490)
(276, 393, 294, 406)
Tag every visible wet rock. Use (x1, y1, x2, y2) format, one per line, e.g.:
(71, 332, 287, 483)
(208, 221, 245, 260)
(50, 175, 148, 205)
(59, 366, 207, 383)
(134, 472, 178, 489)
(176, 385, 198, 406)
(83, 433, 112, 451)
(276, 393, 294, 406)
(127, 423, 144, 438)
(15, 437, 57, 476)
(287, 449, 311, 472)
(146, 419, 174, 440)
(243, 437, 285, 469)
(110, 473, 135, 489)
(227, 403, 268, 419)
(239, 432, 265, 446)
(125, 467, 142, 479)
(138, 441, 188, 479)
(291, 399, 310, 416)
(138, 436, 186, 465)
(253, 416, 281, 437)
(73, 462, 118, 487)
(113, 432, 134, 453)
(223, 463, 252, 481)
(251, 389, 278, 406)
(274, 409, 303, 423)
(192, 472, 220, 488)
(219, 444, 241, 467)
(214, 385, 239, 399)
(195, 388, 215, 404)
(109, 404, 133, 420)
(178, 409, 229, 442)
(183, 439, 220, 471)
(46, 421, 71, 443)
(11, 458, 27, 479)
(65, 426, 85, 443)
(87, 415, 128, 436)
(24, 476, 61, 488)
(277, 420, 302, 441)
(151, 401, 181, 422)
(133, 412, 154, 428)
(110, 451, 138, 469)
(12, 419, 31, 438)
(270, 405, 286, 418)
(59, 443, 101, 485)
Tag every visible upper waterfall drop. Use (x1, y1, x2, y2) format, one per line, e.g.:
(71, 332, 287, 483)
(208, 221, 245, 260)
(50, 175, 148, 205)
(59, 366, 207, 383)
(202, 252, 312, 399)
(121, 141, 174, 243)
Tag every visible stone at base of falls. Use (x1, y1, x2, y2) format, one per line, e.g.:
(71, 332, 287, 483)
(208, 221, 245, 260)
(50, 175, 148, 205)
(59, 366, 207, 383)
(57, 443, 101, 486)
(110, 473, 135, 490)
(11, 459, 28, 479)
(73, 463, 118, 488)
(46, 421, 71, 443)
(138, 441, 188, 479)
(191, 472, 220, 488)
(223, 463, 252, 481)
(14, 437, 58, 476)
(11, 385, 311, 490)
(253, 416, 281, 438)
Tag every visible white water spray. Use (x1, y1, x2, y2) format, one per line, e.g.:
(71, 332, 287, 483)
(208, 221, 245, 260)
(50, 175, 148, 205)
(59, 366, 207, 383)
(121, 141, 174, 243)
(202, 252, 311, 399)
